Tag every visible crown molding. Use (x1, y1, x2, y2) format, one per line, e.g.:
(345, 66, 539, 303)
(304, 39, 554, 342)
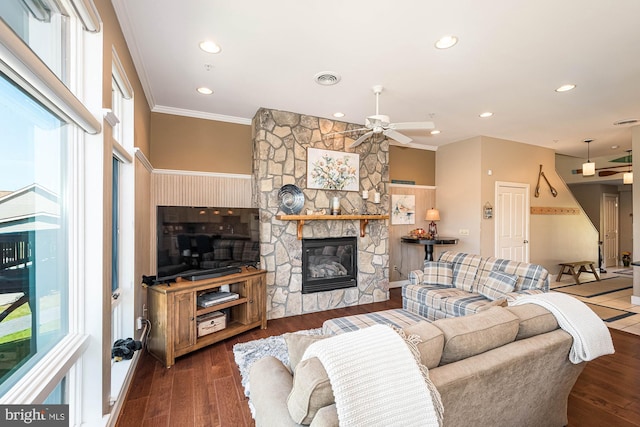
(151, 105, 252, 125)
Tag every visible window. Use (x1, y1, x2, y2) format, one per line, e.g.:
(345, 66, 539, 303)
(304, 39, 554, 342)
(0, 0, 102, 422)
(0, 0, 68, 83)
(0, 73, 69, 394)
(109, 49, 134, 380)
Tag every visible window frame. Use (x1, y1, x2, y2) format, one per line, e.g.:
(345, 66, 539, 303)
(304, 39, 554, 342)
(0, 1, 105, 425)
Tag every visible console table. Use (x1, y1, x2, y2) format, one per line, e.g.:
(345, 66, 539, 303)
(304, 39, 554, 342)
(401, 236, 458, 261)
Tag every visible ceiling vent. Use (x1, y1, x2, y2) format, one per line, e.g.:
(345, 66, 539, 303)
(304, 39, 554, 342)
(613, 119, 639, 126)
(314, 71, 341, 86)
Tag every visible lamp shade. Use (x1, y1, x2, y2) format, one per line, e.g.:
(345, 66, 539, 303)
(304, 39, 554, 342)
(624, 171, 633, 184)
(425, 208, 440, 221)
(582, 161, 595, 177)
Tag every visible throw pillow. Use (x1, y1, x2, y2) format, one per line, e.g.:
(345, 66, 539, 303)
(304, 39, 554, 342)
(283, 333, 327, 372)
(403, 321, 445, 369)
(287, 357, 335, 424)
(433, 307, 520, 365)
(506, 304, 559, 340)
(477, 270, 518, 301)
(422, 261, 454, 287)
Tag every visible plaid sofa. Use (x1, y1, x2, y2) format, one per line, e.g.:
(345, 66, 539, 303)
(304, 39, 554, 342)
(403, 251, 550, 320)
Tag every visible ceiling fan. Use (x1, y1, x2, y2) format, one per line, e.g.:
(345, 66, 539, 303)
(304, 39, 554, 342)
(328, 85, 435, 148)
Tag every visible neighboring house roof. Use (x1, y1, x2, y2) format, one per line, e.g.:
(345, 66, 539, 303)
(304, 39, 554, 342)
(0, 184, 60, 234)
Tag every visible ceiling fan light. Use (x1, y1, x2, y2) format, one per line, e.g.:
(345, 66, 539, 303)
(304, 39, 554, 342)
(479, 111, 493, 118)
(623, 171, 633, 184)
(582, 161, 595, 176)
(430, 130, 441, 135)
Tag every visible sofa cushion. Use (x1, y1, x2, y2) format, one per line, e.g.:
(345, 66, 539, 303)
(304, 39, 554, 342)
(439, 252, 481, 292)
(287, 357, 334, 424)
(403, 321, 445, 369)
(283, 333, 327, 372)
(422, 261, 454, 287)
(479, 257, 549, 291)
(506, 303, 559, 340)
(477, 270, 518, 300)
(433, 307, 520, 365)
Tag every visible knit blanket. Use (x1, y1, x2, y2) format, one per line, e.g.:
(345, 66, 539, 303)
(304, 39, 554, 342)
(302, 324, 443, 427)
(510, 292, 615, 363)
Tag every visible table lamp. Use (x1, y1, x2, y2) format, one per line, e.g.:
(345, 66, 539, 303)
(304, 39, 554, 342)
(425, 208, 440, 238)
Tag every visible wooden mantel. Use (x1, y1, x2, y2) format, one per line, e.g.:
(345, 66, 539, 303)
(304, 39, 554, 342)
(276, 214, 389, 239)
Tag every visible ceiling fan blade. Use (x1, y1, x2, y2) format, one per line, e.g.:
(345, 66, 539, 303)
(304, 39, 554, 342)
(349, 131, 374, 148)
(383, 129, 412, 144)
(324, 127, 369, 138)
(387, 121, 435, 131)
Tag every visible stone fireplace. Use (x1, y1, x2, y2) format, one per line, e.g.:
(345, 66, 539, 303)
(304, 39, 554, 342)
(252, 108, 390, 319)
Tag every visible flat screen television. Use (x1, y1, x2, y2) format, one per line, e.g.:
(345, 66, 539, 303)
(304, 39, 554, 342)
(156, 206, 260, 278)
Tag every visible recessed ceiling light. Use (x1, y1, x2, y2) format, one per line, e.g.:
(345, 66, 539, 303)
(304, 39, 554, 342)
(430, 130, 441, 135)
(333, 112, 345, 118)
(435, 35, 458, 49)
(314, 71, 341, 86)
(611, 145, 619, 149)
(197, 87, 213, 95)
(555, 84, 576, 92)
(199, 40, 222, 54)
(479, 112, 493, 118)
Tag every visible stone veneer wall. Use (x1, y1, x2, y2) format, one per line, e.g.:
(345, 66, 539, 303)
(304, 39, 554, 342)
(252, 108, 390, 319)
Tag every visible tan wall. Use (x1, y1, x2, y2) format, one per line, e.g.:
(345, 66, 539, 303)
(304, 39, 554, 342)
(389, 146, 435, 185)
(388, 185, 436, 282)
(437, 135, 598, 273)
(436, 137, 483, 255)
(150, 113, 252, 173)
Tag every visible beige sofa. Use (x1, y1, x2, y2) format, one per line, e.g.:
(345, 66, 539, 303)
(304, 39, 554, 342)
(249, 304, 588, 427)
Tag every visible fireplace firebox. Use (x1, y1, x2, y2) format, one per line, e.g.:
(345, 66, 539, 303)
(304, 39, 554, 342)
(302, 237, 357, 294)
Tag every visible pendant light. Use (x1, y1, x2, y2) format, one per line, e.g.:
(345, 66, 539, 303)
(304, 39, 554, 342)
(623, 149, 633, 184)
(582, 139, 595, 176)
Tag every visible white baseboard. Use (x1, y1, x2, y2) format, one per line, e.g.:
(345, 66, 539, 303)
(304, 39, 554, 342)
(632, 295, 640, 306)
(389, 279, 409, 288)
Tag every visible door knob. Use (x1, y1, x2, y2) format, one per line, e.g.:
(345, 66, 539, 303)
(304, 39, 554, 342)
(523, 240, 529, 244)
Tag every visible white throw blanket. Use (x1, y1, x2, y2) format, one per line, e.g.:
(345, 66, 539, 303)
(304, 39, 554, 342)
(302, 324, 443, 427)
(510, 292, 615, 363)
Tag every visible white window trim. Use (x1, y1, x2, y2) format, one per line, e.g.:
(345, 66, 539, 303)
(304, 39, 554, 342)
(0, 335, 89, 404)
(0, 19, 101, 134)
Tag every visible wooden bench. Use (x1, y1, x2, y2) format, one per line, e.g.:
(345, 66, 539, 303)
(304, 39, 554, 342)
(556, 261, 600, 285)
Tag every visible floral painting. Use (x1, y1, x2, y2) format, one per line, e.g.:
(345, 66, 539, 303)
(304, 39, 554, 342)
(307, 148, 359, 191)
(391, 194, 416, 224)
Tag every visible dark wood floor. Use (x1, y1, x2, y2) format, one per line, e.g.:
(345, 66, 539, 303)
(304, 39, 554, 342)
(115, 288, 640, 427)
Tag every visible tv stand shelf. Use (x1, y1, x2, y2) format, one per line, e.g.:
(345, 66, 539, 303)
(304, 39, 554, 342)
(276, 214, 389, 239)
(145, 267, 266, 368)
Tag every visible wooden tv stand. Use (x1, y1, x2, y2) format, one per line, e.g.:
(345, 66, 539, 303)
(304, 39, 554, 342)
(145, 266, 267, 367)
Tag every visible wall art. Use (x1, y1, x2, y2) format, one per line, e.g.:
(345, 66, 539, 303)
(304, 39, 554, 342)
(307, 148, 359, 191)
(391, 194, 415, 224)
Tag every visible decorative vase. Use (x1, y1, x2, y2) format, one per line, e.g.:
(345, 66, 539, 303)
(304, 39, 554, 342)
(623, 255, 631, 267)
(330, 196, 341, 215)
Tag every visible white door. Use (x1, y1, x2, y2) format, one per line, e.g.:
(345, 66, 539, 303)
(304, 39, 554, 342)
(495, 182, 530, 261)
(603, 193, 619, 267)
